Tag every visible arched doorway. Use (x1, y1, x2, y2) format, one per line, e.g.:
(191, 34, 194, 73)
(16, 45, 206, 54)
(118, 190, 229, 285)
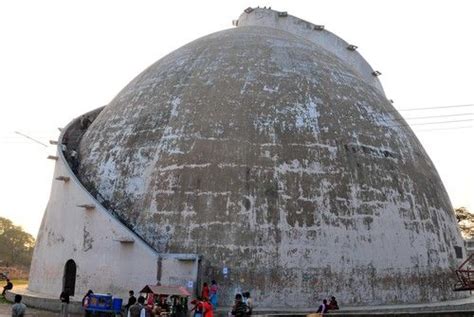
(62, 259, 76, 296)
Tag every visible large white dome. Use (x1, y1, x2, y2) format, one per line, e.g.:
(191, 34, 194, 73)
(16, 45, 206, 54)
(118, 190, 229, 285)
(68, 9, 465, 307)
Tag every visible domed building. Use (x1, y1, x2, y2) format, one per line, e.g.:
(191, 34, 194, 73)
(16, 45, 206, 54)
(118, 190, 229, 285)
(29, 8, 466, 308)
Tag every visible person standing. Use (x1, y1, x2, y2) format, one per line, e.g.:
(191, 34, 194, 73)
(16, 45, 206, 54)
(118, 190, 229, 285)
(316, 299, 328, 314)
(11, 294, 26, 317)
(209, 280, 218, 308)
(82, 290, 93, 317)
(231, 294, 249, 317)
(128, 296, 145, 317)
(327, 296, 339, 310)
(243, 292, 252, 315)
(125, 290, 137, 311)
(60, 290, 70, 317)
(202, 297, 213, 317)
(190, 299, 204, 317)
(201, 283, 210, 300)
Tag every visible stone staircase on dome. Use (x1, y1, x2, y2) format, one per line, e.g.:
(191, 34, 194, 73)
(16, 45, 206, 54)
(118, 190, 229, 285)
(59, 106, 157, 251)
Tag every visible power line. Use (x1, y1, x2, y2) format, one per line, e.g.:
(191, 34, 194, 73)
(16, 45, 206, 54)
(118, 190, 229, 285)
(359, 102, 474, 117)
(5, 103, 474, 145)
(389, 118, 474, 128)
(414, 126, 473, 132)
(402, 113, 474, 121)
(14, 131, 48, 147)
(0, 136, 56, 138)
(397, 103, 474, 112)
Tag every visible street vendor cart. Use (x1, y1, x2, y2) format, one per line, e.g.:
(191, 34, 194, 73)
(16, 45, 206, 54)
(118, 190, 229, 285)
(86, 293, 123, 316)
(139, 285, 191, 317)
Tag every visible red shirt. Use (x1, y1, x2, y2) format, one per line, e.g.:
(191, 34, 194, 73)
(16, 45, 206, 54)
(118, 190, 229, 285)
(203, 301, 213, 317)
(202, 286, 210, 299)
(195, 302, 204, 313)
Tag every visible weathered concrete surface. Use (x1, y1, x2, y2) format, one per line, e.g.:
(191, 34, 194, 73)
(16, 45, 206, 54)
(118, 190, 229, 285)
(77, 16, 465, 307)
(236, 8, 385, 95)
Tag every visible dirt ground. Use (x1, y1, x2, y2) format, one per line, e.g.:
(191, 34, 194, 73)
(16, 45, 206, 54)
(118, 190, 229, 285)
(0, 302, 52, 316)
(0, 302, 82, 317)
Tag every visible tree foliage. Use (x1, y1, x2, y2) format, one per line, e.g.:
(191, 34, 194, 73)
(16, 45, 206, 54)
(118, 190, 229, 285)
(455, 207, 473, 239)
(0, 217, 35, 267)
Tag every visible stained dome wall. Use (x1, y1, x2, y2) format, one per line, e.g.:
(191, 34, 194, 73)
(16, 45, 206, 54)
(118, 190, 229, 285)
(78, 17, 464, 306)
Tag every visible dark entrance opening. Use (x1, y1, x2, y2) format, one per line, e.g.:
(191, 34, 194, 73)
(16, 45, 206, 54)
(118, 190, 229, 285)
(63, 259, 76, 296)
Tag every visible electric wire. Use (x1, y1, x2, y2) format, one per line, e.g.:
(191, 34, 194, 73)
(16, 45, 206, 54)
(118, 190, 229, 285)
(2, 103, 474, 145)
(392, 118, 474, 127)
(14, 131, 48, 147)
(397, 103, 474, 112)
(399, 113, 474, 121)
(415, 126, 473, 133)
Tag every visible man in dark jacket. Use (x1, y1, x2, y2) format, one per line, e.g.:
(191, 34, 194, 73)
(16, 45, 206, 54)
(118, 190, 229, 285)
(125, 290, 137, 310)
(60, 290, 70, 317)
(316, 299, 328, 314)
(231, 294, 249, 317)
(128, 296, 145, 317)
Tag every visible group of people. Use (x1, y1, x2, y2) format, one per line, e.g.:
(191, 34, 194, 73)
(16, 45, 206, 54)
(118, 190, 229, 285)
(199, 281, 218, 308)
(7, 278, 339, 317)
(125, 292, 153, 317)
(315, 296, 339, 314)
(1, 278, 25, 317)
(61, 114, 94, 174)
(191, 282, 256, 317)
(123, 290, 189, 317)
(230, 293, 253, 317)
(189, 281, 219, 317)
(1, 279, 26, 317)
(190, 297, 213, 317)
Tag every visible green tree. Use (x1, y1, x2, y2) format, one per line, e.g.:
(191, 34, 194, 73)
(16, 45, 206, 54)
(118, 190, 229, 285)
(0, 217, 35, 267)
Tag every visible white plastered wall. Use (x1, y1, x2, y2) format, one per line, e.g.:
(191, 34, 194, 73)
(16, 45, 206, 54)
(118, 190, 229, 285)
(160, 257, 199, 292)
(28, 148, 160, 299)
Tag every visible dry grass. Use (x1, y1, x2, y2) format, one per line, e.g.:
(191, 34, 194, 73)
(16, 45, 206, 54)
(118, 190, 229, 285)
(0, 279, 27, 304)
(10, 279, 28, 286)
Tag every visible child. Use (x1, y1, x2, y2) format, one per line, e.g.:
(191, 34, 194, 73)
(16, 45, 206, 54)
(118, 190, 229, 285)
(12, 294, 26, 317)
